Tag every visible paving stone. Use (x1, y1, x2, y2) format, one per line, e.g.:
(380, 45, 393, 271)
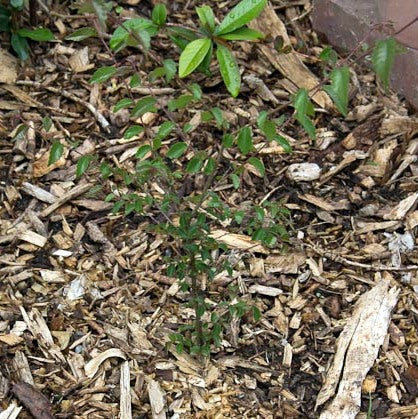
(312, 0, 418, 110)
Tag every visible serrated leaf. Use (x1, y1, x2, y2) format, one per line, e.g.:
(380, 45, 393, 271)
(167, 142, 187, 159)
(237, 126, 253, 155)
(11, 34, 29, 60)
(66, 27, 98, 41)
(186, 156, 203, 173)
(135, 144, 151, 159)
(76, 155, 92, 177)
(90, 66, 117, 83)
(131, 96, 157, 117)
(218, 26, 264, 41)
(196, 5, 216, 32)
(152, 3, 167, 26)
(272, 134, 292, 153)
(216, 44, 240, 97)
(156, 121, 175, 140)
(130, 73, 141, 87)
(168, 94, 194, 111)
(247, 157, 265, 176)
(214, 0, 267, 36)
(371, 37, 402, 92)
(48, 142, 64, 165)
(113, 98, 133, 112)
(18, 27, 54, 41)
(124, 125, 144, 139)
(323, 66, 350, 116)
(179, 38, 212, 77)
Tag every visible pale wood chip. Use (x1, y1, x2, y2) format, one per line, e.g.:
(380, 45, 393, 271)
(148, 380, 166, 419)
(84, 348, 126, 378)
(120, 361, 132, 419)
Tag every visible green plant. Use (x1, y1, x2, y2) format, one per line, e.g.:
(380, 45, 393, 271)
(48, 0, 404, 357)
(0, 0, 54, 60)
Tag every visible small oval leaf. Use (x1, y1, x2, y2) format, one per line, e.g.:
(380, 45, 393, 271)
(90, 66, 117, 84)
(167, 142, 188, 159)
(48, 141, 64, 165)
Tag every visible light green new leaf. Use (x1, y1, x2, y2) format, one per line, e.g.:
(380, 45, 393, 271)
(272, 134, 292, 153)
(48, 141, 64, 165)
(66, 27, 98, 41)
(372, 37, 403, 92)
(152, 3, 167, 26)
(76, 155, 92, 177)
(215, 0, 267, 36)
(237, 126, 253, 155)
(196, 5, 216, 32)
(218, 26, 264, 41)
(18, 28, 54, 41)
(216, 44, 241, 97)
(90, 66, 117, 84)
(248, 157, 265, 176)
(179, 38, 212, 77)
(167, 142, 188, 159)
(323, 66, 350, 116)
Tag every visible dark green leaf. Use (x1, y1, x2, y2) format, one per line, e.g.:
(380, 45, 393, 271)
(257, 111, 276, 140)
(76, 155, 92, 177)
(156, 121, 175, 140)
(196, 5, 216, 32)
(167, 26, 198, 42)
(216, 44, 240, 97)
(214, 0, 267, 36)
(48, 142, 64, 165)
(167, 142, 187, 159)
(65, 27, 98, 41)
(18, 27, 54, 41)
(179, 38, 212, 77)
(186, 156, 203, 173)
(323, 66, 350, 116)
(168, 94, 194, 111)
(113, 98, 133, 112)
(124, 125, 144, 139)
(204, 157, 216, 174)
(293, 88, 316, 139)
(247, 157, 265, 176)
(42, 116, 52, 132)
(131, 96, 157, 117)
(252, 306, 261, 321)
(0, 5, 11, 32)
(130, 73, 141, 88)
(90, 66, 117, 84)
(11, 34, 29, 60)
(148, 66, 166, 82)
(272, 134, 292, 152)
(319, 46, 338, 66)
(237, 126, 253, 155)
(218, 26, 264, 41)
(136, 144, 151, 159)
(151, 4, 167, 26)
(222, 133, 234, 148)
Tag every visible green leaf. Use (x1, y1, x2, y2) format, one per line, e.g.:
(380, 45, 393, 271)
(48, 142, 64, 165)
(10, 0, 24, 10)
(11, 34, 29, 60)
(222, 133, 234, 148)
(257, 111, 276, 140)
(76, 155, 92, 177)
(148, 66, 166, 82)
(196, 5, 216, 32)
(168, 94, 194, 112)
(252, 306, 261, 321)
(163, 59, 176, 82)
(156, 121, 175, 140)
(231, 173, 240, 189)
(65, 27, 98, 41)
(319, 46, 337, 66)
(237, 126, 253, 155)
(272, 134, 292, 152)
(135, 144, 151, 159)
(0, 5, 11, 32)
(218, 26, 264, 41)
(18, 28, 54, 41)
(323, 66, 350, 116)
(130, 73, 141, 88)
(188, 83, 202, 100)
(151, 4, 167, 26)
(211, 107, 224, 128)
(247, 157, 265, 176)
(204, 157, 216, 175)
(214, 0, 267, 36)
(167, 142, 187, 159)
(42, 116, 52, 132)
(124, 125, 144, 139)
(113, 98, 134, 112)
(186, 156, 203, 173)
(293, 88, 316, 139)
(131, 96, 157, 117)
(90, 66, 117, 84)
(179, 38, 212, 77)
(216, 44, 240, 97)
(372, 37, 403, 92)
